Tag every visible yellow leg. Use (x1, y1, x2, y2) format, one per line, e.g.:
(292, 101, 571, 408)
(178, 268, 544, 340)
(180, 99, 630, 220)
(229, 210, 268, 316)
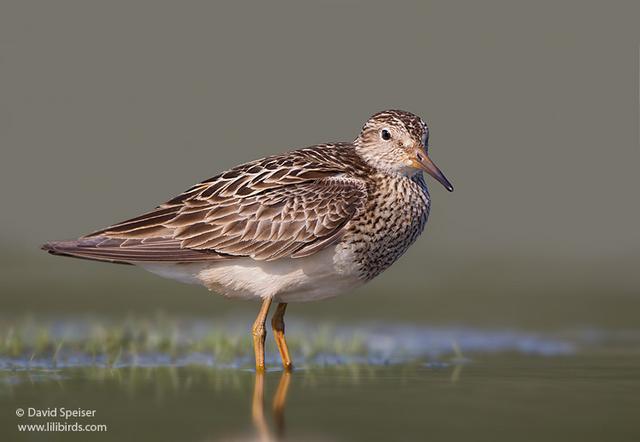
(271, 302, 293, 370)
(252, 298, 272, 372)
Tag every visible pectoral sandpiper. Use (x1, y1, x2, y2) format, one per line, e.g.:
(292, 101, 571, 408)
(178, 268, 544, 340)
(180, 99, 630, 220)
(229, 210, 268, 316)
(43, 109, 453, 371)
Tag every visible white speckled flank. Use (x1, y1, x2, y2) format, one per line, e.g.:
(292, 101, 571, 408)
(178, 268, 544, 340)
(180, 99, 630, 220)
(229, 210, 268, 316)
(140, 248, 361, 302)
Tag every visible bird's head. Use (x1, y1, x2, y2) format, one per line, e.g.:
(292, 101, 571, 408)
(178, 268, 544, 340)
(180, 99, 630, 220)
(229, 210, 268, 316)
(354, 109, 453, 192)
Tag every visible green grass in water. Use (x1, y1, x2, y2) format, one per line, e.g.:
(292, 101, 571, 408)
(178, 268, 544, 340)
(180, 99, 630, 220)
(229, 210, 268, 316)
(0, 315, 369, 369)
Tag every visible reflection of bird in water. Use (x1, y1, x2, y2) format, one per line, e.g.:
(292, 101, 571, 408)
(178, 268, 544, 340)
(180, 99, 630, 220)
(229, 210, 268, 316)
(252, 371, 291, 442)
(42, 109, 453, 371)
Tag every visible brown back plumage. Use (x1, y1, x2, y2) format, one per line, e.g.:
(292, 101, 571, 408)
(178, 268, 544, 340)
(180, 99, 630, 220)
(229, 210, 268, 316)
(43, 144, 371, 264)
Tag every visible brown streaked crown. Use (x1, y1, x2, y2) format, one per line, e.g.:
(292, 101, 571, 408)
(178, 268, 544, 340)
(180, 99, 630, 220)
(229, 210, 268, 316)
(357, 109, 429, 147)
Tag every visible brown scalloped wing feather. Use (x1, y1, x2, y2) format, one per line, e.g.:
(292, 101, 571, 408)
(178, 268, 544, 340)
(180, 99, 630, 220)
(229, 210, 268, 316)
(81, 145, 369, 262)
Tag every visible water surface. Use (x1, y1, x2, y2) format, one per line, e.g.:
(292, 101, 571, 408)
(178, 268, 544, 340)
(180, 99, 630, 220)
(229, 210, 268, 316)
(1, 319, 639, 441)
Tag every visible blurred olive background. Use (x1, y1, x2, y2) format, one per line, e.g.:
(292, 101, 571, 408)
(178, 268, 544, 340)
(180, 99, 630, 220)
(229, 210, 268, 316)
(1, 0, 639, 329)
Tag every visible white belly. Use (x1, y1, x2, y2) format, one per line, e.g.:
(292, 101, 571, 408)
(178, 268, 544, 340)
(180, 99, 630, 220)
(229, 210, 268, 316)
(138, 246, 364, 302)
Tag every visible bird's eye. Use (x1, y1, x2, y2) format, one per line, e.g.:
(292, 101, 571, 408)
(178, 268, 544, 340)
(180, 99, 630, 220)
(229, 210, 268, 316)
(380, 129, 392, 141)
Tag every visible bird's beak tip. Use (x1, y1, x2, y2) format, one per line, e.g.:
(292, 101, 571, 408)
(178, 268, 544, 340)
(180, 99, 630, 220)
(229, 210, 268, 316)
(415, 150, 453, 193)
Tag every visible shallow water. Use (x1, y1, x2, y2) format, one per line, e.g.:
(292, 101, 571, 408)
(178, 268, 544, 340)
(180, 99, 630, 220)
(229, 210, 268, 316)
(2, 354, 640, 442)
(1, 320, 640, 441)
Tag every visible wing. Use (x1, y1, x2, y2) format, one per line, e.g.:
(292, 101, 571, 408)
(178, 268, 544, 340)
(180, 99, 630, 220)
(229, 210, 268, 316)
(81, 147, 368, 262)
